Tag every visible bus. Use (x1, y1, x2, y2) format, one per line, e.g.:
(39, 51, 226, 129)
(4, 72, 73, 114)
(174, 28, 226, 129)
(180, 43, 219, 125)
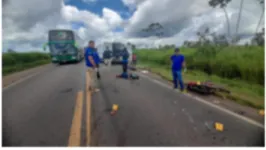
(47, 29, 84, 64)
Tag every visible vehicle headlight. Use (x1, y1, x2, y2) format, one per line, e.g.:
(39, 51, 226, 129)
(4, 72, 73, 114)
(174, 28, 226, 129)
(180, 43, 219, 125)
(72, 56, 76, 59)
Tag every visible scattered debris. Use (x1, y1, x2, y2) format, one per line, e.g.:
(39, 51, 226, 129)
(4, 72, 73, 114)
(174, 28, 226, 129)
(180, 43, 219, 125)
(213, 100, 220, 104)
(236, 111, 245, 115)
(141, 70, 149, 74)
(196, 81, 201, 85)
(187, 80, 230, 95)
(116, 73, 139, 80)
(215, 122, 224, 132)
(110, 104, 119, 116)
(112, 104, 119, 111)
(259, 110, 264, 116)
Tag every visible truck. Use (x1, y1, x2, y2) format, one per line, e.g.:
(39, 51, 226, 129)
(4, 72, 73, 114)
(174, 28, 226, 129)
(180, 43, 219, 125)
(101, 42, 133, 65)
(45, 29, 84, 64)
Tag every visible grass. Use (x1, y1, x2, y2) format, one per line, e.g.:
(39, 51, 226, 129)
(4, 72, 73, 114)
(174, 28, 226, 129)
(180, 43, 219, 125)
(135, 46, 264, 85)
(135, 46, 264, 109)
(3, 52, 51, 76)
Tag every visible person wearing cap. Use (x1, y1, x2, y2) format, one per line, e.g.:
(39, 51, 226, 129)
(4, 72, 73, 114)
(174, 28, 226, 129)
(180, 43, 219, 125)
(170, 48, 187, 92)
(85, 40, 100, 92)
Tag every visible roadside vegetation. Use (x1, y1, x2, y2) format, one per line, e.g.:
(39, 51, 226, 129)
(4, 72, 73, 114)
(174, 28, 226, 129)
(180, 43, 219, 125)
(132, 0, 265, 109)
(3, 52, 51, 76)
(135, 46, 264, 109)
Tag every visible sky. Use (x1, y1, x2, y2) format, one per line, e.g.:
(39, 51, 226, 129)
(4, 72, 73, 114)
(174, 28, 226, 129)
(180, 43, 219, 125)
(2, 0, 265, 52)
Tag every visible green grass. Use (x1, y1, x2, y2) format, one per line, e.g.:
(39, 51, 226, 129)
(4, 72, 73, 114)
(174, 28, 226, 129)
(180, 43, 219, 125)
(135, 46, 264, 109)
(3, 52, 51, 76)
(135, 46, 264, 85)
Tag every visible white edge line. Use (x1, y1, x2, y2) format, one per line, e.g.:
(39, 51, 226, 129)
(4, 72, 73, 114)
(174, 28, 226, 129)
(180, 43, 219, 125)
(138, 72, 265, 129)
(3, 70, 44, 91)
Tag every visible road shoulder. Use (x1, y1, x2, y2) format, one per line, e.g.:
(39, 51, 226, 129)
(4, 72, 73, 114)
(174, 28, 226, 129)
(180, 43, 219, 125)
(136, 68, 264, 125)
(3, 64, 53, 89)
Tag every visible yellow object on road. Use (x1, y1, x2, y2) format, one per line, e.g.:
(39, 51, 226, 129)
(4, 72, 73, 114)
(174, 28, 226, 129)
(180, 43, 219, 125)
(215, 122, 224, 131)
(112, 104, 119, 111)
(259, 110, 264, 116)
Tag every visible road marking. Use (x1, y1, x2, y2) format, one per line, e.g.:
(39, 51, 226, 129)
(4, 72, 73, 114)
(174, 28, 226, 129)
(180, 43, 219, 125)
(86, 71, 92, 146)
(138, 72, 264, 129)
(68, 91, 84, 146)
(3, 65, 52, 91)
(3, 71, 41, 91)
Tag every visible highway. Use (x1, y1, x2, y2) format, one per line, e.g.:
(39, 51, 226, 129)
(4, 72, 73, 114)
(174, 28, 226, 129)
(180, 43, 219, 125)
(2, 61, 265, 146)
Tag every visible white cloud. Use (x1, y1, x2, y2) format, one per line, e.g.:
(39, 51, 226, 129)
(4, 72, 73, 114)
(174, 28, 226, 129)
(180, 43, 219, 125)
(82, 0, 97, 4)
(102, 8, 123, 29)
(3, 0, 264, 51)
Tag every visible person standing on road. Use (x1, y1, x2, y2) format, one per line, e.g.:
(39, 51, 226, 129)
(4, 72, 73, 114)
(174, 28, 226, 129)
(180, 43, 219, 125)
(85, 40, 100, 92)
(170, 48, 187, 92)
(122, 48, 129, 75)
(103, 47, 112, 67)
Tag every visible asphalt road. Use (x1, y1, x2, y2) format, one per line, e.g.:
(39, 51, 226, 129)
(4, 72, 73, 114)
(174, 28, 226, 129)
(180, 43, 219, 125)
(2, 62, 265, 146)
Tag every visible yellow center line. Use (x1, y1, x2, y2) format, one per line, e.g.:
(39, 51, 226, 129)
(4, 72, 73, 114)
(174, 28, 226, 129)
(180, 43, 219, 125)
(86, 71, 92, 146)
(68, 91, 83, 146)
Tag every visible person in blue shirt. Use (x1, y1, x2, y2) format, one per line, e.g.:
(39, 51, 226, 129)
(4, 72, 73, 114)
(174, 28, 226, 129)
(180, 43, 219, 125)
(121, 48, 129, 78)
(170, 48, 187, 92)
(85, 40, 100, 92)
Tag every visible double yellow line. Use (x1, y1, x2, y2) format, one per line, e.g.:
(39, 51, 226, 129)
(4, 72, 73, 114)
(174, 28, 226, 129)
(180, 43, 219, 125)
(68, 71, 92, 146)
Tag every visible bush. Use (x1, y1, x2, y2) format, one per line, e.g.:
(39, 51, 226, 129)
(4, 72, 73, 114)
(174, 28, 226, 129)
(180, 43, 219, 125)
(136, 46, 264, 85)
(3, 52, 50, 66)
(3, 52, 51, 76)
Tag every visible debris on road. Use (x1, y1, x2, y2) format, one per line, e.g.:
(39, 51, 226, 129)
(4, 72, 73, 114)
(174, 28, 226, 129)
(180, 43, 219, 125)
(187, 80, 230, 95)
(213, 100, 220, 104)
(141, 70, 149, 74)
(129, 66, 137, 71)
(110, 104, 119, 116)
(116, 73, 139, 80)
(112, 104, 119, 111)
(259, 110, 264, 116)
(215, 122, 224, 132)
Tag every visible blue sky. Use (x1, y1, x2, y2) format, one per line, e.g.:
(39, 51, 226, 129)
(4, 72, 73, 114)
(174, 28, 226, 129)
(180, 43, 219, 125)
(65, 0, 133, 33)
(66, 0, 131, 18)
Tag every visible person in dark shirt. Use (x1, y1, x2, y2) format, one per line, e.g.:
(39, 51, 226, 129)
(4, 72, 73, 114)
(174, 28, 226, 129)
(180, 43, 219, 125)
(170, 48, 187, 92)
(103, 47, 112, 66)
(121, 48, 129, 77)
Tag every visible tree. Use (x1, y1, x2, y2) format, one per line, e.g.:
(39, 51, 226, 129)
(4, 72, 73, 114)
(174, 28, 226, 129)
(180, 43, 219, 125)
(234, 0, 244, 45)
(209, 0, 232, 42)
(7, 49, 16, 53)
(196, 27, 211, 46)
(255, 0, 265, 34)
(252, 28, 264, 46)
(235, 0, 244, 36)
(142, 22, 164, 48)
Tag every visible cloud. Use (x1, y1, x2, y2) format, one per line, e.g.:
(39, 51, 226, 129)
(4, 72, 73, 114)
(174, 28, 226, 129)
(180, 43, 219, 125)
(3, 0, 264, 51)
(102, 8, 123, 29)
(82, 0, 97, 4)
(122, 0, 147, 11)
(3, 0, 124, 51)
